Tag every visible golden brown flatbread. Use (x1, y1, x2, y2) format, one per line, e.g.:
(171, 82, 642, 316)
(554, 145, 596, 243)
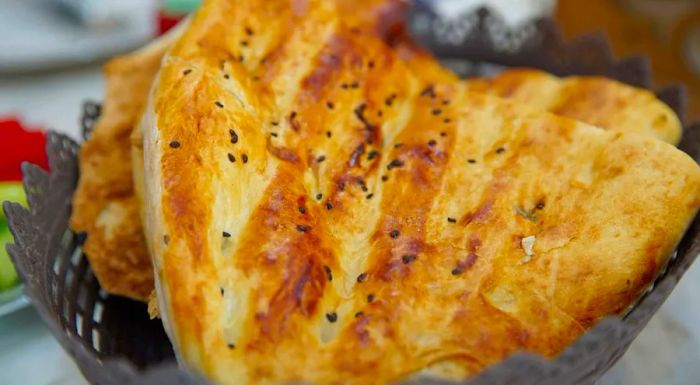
(72, 1, 682, 310)
(137, 1, 700, 384)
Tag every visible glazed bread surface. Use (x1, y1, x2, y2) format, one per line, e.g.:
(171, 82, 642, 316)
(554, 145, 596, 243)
(73, 0, 681, 304)
(138, 1, 700, 384)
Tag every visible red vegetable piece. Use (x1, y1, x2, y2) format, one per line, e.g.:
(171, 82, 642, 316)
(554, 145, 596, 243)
(158, 12, 185, 36)
(0, 117, 48, 182)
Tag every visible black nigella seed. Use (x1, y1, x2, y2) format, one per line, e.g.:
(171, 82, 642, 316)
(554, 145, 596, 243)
(360, 185, 368, 192)
(326, 131, 332, 138)
(394, 143, 403, 149)
(162, 235, 169, 245)
(215, 101, 224, 108)
(326, 202, 333, 210)
(443, 118, 451, 124)
(323, 265, 333, 281)
(245, 26, 253, 35)
(220, 287, 224, 296)
(402, 254, 417, 264)
(350, 81, 359, 89)
(316, 193, 323, 200)
(227, 343, 235, 349)
(447, 217, 457, 223)
(377, 110, 383, 117)
(451, 268, 462, 276)
(270, 132, 278, 137)
(442, 99, 450, 106)
(317, 155, 326, 163)
(326, 312, 338, 322)
(271, 121, 279, 126)
(368, 60, 375, 68)
(240, 40, 249, 46)
(326, 101, 334, 109)
(536, 201, 545, 210)
(238, 55, 245, 62)
(223, 231, 231, 238)
(420, 85, 436, 97)
(357, 272, 368, 283)
(381, 175, 389, 182)
(428, 139, 437, 147)
(224, 74, 230, 79)
(169, 141, 181, 148)
(366, 193, 374, 199)
(367, 294, 375, 303)
(290, 111, 297, 120)
(367, 150, 379, 160)
(467, 159, 477, 164)
(229, 129, 238, 143)
(389, 229, 399, 239)
(183, 69, 192, 75)
(242, 154, 248, 163)
(440, 131, 447, 137)
(296, 224, 310, 233)
(341, 83, 349, 89)
(496, 147, 506, 154)
(387, 159, 404, 170)
(355, 311, 364, 318)
(298, 206, 306, 214)
(431, 108, 442, 116)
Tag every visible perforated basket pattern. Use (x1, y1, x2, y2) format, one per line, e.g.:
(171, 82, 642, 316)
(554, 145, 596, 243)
(3, 7, 700, 385)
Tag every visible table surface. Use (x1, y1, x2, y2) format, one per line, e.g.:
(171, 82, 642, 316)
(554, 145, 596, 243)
(1, 41, 700, 385)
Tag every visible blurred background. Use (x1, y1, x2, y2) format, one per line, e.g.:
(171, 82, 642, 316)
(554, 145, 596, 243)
(0, 0, 699, 384)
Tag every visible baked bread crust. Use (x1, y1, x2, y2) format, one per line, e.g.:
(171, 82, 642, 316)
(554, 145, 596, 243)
(139, 1, 700, 384)
(465, 68, 681, 145)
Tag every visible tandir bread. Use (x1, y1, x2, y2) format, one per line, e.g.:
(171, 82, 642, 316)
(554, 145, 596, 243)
(134, 0, 700, 384)
(72, 0, 682, 306)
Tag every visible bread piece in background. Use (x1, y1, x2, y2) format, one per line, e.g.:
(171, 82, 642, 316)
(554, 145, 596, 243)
(465, 68, 681, 145)
(69, 28, 180, 301)
(138, 1, 700, 384)
(556, 0, 700, 121)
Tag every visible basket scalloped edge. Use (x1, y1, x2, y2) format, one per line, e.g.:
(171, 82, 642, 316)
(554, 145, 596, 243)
(4, 6, 700, 385)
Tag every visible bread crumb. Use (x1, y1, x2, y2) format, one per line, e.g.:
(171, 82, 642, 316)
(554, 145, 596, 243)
(519, 235, 536, 264)
(148, 290, 160, 319)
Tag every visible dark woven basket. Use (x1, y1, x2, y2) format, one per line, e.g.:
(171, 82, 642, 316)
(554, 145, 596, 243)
(4, 6, 700, 385)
